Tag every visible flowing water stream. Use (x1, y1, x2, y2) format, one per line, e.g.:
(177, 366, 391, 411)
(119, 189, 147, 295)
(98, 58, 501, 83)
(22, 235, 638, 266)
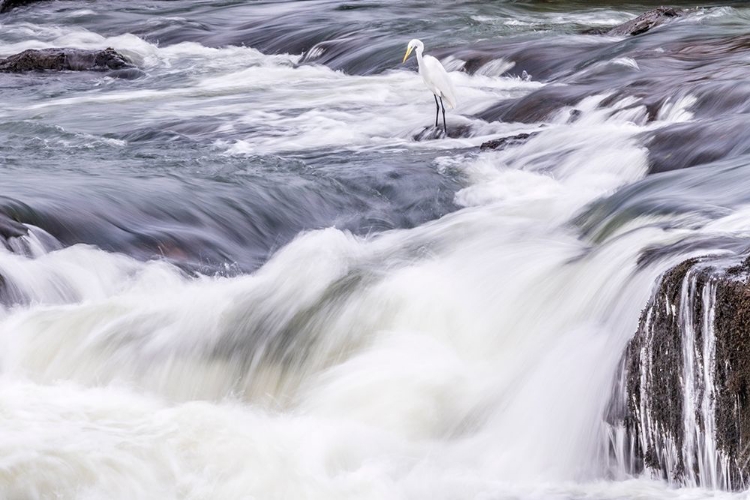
(2, 1, 750, 498)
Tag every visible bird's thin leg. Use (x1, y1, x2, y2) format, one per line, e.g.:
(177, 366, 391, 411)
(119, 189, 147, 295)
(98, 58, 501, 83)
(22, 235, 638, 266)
(439, 96, 447, 135)
(434, 95, 440, 128)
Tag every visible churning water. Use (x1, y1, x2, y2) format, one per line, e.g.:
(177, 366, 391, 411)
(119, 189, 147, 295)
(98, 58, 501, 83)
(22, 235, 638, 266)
(2, 0, 750, 498)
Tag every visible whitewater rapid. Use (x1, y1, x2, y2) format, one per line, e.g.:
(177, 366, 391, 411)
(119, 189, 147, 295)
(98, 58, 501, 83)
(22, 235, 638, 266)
(3, 2, 750, 498)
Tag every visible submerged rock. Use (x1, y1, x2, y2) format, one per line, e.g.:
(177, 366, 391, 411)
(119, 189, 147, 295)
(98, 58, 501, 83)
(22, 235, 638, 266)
(0, 48, 133, 73)
(480, 132, 537, 151)
(606, 7, 684, 37)
(610, 254, 750, 489)
(0, 0, 48, 13)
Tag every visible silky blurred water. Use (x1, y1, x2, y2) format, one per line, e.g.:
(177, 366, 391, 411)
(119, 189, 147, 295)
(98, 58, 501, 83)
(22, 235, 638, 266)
(3, 1, 750, 498)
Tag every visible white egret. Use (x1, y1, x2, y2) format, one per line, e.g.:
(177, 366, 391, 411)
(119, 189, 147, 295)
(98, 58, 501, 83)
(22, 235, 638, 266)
(402, 39, 457, 135)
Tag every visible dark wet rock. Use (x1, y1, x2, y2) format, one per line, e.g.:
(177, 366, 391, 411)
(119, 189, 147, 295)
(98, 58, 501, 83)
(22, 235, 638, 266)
(610, 254, 750, 489)
(713, 260, 750, 484)
(412, 124, 473, 141)
(620, 258, 697, 481)
(0, 0, 48, 13)
(606, 7, 684, 37)
(480, 132, 537, 151)
(0, 48, 133, 73)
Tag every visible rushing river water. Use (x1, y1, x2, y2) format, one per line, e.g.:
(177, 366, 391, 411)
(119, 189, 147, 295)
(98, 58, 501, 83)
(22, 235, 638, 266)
(3, 0, 750, 498)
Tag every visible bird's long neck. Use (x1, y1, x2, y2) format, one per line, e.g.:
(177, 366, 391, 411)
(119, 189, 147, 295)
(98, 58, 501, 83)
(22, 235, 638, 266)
(415, 46, 424, 69)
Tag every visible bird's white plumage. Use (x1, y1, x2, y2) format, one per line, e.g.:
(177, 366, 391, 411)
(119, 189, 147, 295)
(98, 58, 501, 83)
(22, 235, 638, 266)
(403, 39, 457, 133)
(403, 39, 457, 109)
(420, 54, 457, 109)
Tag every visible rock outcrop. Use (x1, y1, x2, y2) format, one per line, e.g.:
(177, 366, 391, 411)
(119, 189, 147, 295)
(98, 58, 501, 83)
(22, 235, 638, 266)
(606, 7, 684, 37)
(0, 47, 133, 72)
(480, 132, 537, 151)
(610, 254, 750, 490)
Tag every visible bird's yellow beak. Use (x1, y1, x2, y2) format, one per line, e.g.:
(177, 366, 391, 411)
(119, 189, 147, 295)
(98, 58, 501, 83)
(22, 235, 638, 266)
(402, 46, 413, 64)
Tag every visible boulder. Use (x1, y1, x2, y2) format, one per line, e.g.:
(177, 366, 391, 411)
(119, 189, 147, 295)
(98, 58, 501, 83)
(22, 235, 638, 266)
(0, 47, 133, 72)
(606, 7, 684, 37)
(610, 254, 750, 489)
(480, 132, 537, 151)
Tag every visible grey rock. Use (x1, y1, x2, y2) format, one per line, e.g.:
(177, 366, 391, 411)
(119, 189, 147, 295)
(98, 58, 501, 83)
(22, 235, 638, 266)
(606, 7, 684, 37)
(412, 124, 473, 141)
(610, 254, 750, 489)
(480, 132, 537, 151)
(0, 47, 133, 73)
